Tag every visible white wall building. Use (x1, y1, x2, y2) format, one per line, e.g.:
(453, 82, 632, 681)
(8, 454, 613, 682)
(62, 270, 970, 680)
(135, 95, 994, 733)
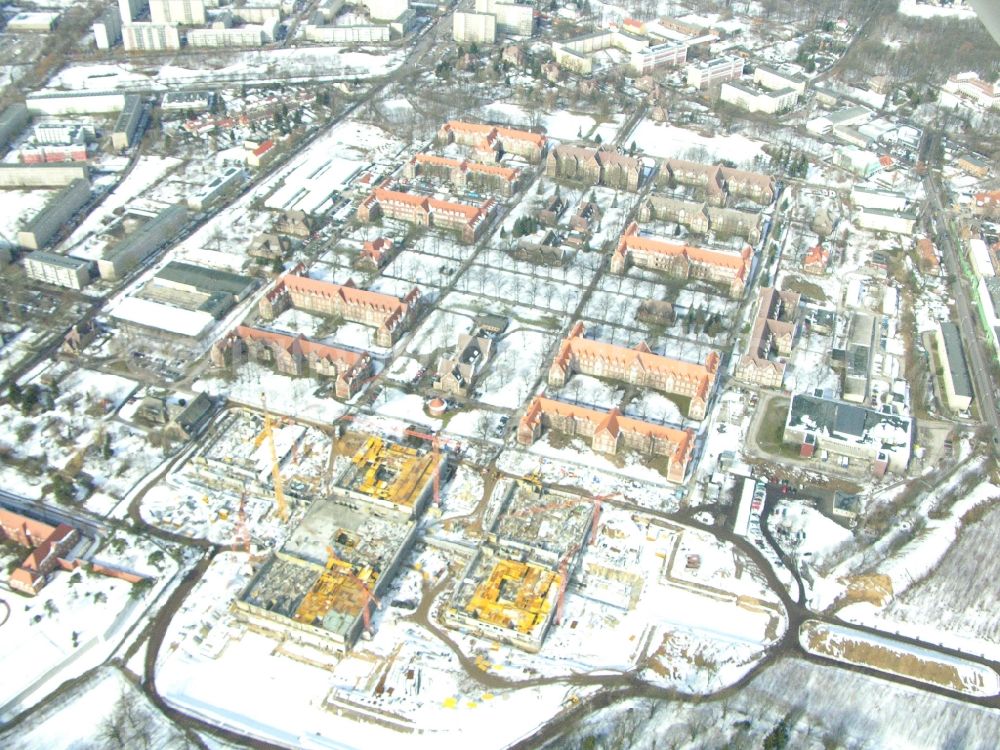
(855, 207, 917, 235)
(93, 7, 123, 49)
(24, 251, 92, 290)
(969, 238, 995, 279)
(187, 25, 271, 47)
(850, 185, 908, 212)
(720, 81, 798, 114)
(686, 55, 744, 89)
(118, 0, 147, 25)
(753, 64, 807, 95)
(475, 0, 533, 36)
(453, 11, 496, 44)
(123, 22, 181, 50)
(360, 0, 408, 22)
(149, 0, 205, 24)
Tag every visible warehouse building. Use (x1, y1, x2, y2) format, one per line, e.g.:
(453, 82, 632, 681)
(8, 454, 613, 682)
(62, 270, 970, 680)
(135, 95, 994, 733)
(24, 251, 93, 290)
(140, 260, 258, 317)
(936, 321, 975, 412)
(0, 163, 90, 188)
(0, 104, 30, 153)
(111, 95, 144, 150)
(26, 91, 128, 116)
(97, 204, 189, 280)
(16, 179, 91, 250)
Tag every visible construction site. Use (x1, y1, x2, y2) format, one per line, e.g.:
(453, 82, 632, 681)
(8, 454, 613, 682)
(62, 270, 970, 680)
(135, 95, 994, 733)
(331, 433, 446, 519)
(231, 429, 444, 653)
(144, 406, 342, 544)
(444, 480, 597, 652)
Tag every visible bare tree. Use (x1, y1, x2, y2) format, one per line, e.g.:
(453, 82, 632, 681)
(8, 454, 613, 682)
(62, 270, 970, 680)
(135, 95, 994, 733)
(101, 688, 153, 750)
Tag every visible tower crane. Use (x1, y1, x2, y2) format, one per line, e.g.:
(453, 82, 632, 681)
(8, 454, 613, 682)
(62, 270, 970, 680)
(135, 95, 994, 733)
(260, 393, 289, 522)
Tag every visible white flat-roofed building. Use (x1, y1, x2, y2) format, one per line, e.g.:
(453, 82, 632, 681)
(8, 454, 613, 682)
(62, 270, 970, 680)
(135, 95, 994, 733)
(936, 321, 974, 412)
(753, 64, 807, 95)
(111, 95, 144, 150)
(26, 91, 127, 116)
(969, 238, 995, 279)
(8, 12, 60, 32)
(0, 163, 90, 188)
(24, 251, 92, 290)
(850, 185, 908, 212)
(123, 22, 181, 51)
(686, 55, 744, 89)
(187, 167, 245, 210)
(720, 80, 798, 114)
(304, 23, 390, 43)
(855, 207, 917, 235)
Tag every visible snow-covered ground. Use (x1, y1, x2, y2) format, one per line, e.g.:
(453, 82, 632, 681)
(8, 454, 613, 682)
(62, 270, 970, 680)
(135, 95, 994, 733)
(629, 120, 768, 167)
(2, 666, 194, 750)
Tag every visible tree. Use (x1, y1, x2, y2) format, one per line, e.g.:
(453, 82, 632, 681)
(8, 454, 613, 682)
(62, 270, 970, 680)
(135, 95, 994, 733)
(475, 413, 493, 441)
(594, 133, 603, 145)
(100, 688, 152, 750)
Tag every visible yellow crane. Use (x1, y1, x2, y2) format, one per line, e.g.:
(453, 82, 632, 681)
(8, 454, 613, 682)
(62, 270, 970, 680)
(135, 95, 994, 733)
(260, 393, 289, 522)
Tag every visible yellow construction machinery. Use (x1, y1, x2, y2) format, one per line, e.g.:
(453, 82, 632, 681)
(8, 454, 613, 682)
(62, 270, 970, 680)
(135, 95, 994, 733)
(260, 393, 289, 522)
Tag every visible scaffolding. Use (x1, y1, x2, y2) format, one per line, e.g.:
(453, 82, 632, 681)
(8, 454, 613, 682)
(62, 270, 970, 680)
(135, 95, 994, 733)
(344, 435, 437, 510)
(465, 559, 561, 635)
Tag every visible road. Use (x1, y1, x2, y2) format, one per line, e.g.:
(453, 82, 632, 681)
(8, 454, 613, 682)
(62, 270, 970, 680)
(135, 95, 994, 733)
(924, 164, 1000, 454)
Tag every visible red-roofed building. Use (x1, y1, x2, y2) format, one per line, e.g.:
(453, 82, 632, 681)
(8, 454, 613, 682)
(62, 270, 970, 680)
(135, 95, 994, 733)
(735, 287, 800, 389)
(260, 271, 419, 347)
(0, 509, 79, 596)
(437, 120, 547, 163)
(802, 243, 830, 274)
(517, 397, 693, 483)
(404, 154, 521, 196)
(246, 139, 277, 168)
(611, 222, 752, 298)
(357, 187, 496, 243)
(974, 190, 1000, 218)
(213, 326, 373, 398)
(360, 237, 393, 269)
(548, 322, 719, 419)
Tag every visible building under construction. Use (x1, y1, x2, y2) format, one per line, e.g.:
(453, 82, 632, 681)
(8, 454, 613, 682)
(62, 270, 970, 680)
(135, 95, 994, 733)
(444, 480, 591, 652)
(445, 547, 564, 653)
(232, 432, 441, 653)
(331, 435, 443, 520)
(233, 498, 417, 654)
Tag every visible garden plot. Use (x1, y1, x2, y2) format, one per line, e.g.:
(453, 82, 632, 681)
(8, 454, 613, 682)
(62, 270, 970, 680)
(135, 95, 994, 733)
(382, 249, 455, 288)
(475, 328, 555, 408)
(457, 265, 584, 314)
(195, 363, 348, 422)
(476, 246, 601, 289)
(622, 390, 685, 426)
(406, 309, 475, 357)
(0, 368, 159, 514)
(630, 120, 768, 168)
(443, 408, 505, 443)
(551, 373, 624, 411)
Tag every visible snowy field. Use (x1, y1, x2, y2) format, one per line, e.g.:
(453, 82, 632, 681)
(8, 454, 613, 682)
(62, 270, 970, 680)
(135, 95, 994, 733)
(1, 666, 194, 750)
(46, 49, 405, 93)
(629, 120, 768, 166)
